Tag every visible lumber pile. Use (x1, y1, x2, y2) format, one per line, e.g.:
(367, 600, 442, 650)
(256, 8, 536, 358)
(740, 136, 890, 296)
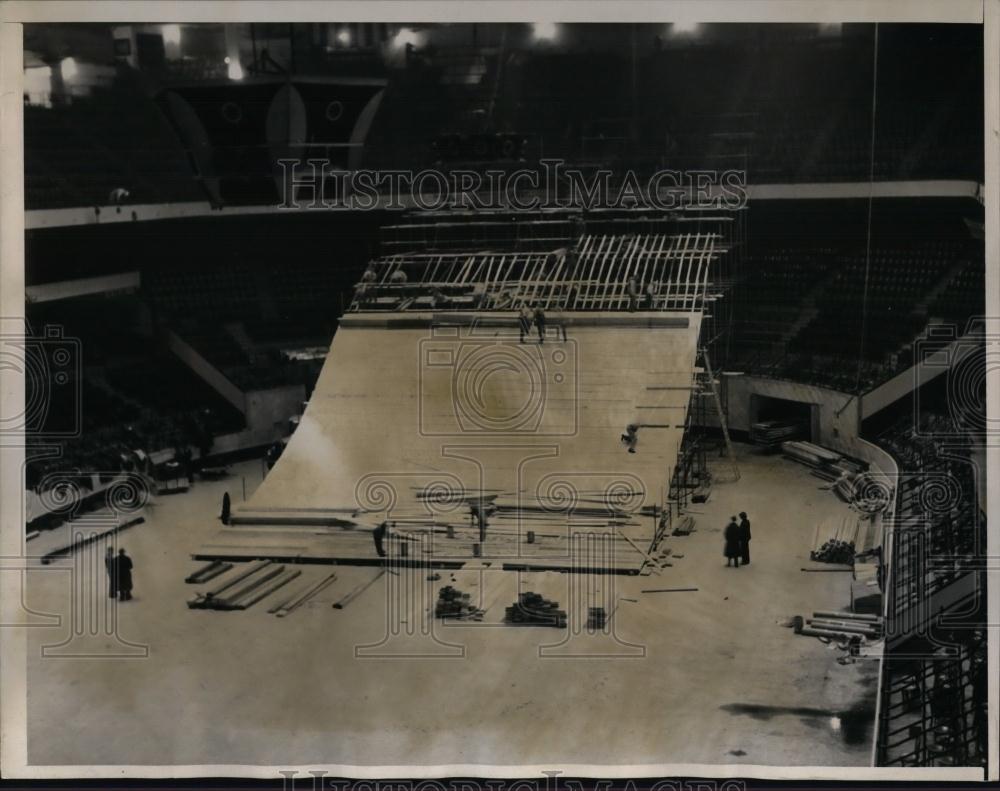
(793, 610, 883, 641)
(435, 586, 484, 620)
(782, 440, 841, 466)
(187, 561, 301, 610)
(504, 591, 567, 628)
(782, 441, 867, 484)
(672, 516, 695, 536)
(810, 514, 878, 561)
(185, 559, 233, 584)
(811, 538, 855, 564)
(751, 419, 805, 448)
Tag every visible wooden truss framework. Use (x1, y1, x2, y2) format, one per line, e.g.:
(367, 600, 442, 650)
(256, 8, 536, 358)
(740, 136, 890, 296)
(349, 232, 721, 313)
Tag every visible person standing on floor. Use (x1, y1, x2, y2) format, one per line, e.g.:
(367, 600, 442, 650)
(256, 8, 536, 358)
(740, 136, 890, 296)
(518, 305, 533, 343)
(116, 548, 134, 601)
(739, 511, 752, 565)
(724, 516, 741, 568)
(104, 546, 117, 598)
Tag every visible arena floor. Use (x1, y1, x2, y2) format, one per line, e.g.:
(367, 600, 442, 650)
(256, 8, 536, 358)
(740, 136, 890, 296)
(23, 442, 878, 770)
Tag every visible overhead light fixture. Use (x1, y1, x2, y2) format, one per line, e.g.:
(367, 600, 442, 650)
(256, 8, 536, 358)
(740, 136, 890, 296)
(60, 57, 78, 80)
(532, 22, 558, 42)
(227, 59, 244, 80)
(336, 28, 352, 46)
(391, 27, 420, 50)
(672, 21, 701, 34)
(162, 24, 182, 46)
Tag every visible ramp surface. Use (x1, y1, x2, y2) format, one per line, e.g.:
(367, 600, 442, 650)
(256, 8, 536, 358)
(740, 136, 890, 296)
(199, 311, 701, 571)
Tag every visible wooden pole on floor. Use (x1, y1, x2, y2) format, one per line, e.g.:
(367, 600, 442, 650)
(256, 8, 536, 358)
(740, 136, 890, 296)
(332, 569, 386, 610)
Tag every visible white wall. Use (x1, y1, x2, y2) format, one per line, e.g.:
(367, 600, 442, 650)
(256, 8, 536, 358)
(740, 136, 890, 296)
(725, 375, 860, 452)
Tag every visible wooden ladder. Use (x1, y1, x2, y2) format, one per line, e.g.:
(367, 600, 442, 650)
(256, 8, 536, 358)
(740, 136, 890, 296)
(701, 347, 740, 481)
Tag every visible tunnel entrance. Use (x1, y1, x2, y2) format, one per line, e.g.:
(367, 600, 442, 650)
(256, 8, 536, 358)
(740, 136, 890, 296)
(749, 395, 817, 446)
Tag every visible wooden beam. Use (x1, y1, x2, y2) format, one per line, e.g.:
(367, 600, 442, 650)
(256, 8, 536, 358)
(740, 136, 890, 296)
(333, 569, 386, 609)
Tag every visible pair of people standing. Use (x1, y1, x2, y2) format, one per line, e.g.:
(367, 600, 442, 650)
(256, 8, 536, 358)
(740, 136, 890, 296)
(723, 512, 752, 567)
(518, 304, 547, 343)
(104, 547, 134, 600)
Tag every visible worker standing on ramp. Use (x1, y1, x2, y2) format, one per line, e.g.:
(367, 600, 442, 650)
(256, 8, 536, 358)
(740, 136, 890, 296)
(373, 521, 389, 558)
(533, 305, 547, 343)
(621, 423, 639, 453)
(627, 275, 641, 311)
(519, 305, 532, 343)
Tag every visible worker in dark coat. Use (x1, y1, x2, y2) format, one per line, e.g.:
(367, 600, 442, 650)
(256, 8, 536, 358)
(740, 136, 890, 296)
(104, 546, 117, 598)
(533, 305, 547, 343)
(739, 511, 752, 565)
(373, 521, 388, 558)
(724, 516, 741, 567)
(116, 549, 133, 600)
(221, 491, 231, 525)
(620, 423, 639, 454)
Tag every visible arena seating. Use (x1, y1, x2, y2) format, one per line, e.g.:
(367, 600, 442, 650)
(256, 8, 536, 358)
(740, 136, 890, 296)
(926, 260, 985, 323)
(729, 246, 834, 365)
(24, 82, 201, 209)
(176, 319, 327, 395)
(363, 27, 983, 184)
(749, 239, 985, 391)
(872, 410, 986, 768)
(22, 28, 982, 211)
(24, 301, 245, 492)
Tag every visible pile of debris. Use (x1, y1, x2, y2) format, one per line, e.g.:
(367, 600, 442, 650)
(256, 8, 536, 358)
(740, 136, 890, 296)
(505, 591, 567, 628)
(586, 607, 606, 630)
(435, 585, 484, 620)
(811, 538, 856, 564)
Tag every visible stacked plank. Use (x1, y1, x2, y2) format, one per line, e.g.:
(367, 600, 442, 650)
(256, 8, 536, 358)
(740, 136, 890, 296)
(269, 572, 338, 617)
(672, 516, 695, 536)
(751, 420, 805, 448)
(811, 539, 855, 564)
(811, 515, 873, 561)
(185, 559, 233, 584)
(782, 440, 867, 479)
(794, 611, 883, 641)
(504, 591, 567, 628)
(782, 440, 843, 467)
(187, 561, 301, 610)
